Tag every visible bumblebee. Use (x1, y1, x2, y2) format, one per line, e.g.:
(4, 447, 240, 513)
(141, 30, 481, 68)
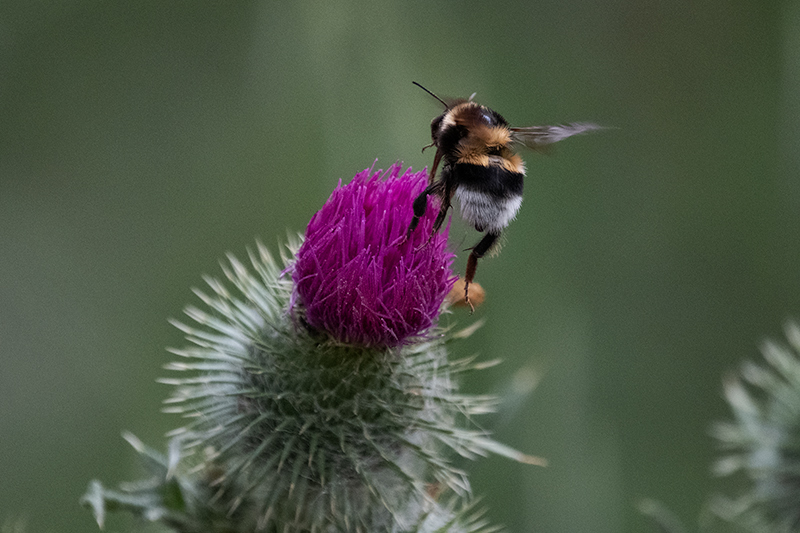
(408, 82, 601, 310)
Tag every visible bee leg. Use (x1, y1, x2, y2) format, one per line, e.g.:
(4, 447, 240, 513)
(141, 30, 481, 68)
(431, 181, 453, 233)
(407, 181, 445, 238)
(464, 231, 500, 313)
(428, 148, 443, 185)
(415, 181, 452, 250)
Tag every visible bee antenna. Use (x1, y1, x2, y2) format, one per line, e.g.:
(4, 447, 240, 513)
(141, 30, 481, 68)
(412, 81, 449, 109)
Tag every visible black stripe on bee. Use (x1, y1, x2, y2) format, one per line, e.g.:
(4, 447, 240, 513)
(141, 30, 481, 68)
(444, 163, 524, 198)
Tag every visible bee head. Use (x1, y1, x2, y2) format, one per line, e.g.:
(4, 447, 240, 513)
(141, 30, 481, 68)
(413, 82, 519, 175)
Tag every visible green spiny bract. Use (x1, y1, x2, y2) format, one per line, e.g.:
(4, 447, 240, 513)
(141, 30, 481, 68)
(710, 321, 800, 533)
(137, 241, 513, 532)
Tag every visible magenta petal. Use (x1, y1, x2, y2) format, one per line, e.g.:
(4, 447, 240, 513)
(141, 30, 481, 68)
(291, 163, 456, 348)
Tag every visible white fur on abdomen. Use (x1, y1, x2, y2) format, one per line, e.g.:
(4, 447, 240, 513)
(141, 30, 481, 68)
(455, 188, 523, 233)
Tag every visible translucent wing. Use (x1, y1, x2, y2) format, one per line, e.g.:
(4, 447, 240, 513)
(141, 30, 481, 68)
(510, 123, 604, 151)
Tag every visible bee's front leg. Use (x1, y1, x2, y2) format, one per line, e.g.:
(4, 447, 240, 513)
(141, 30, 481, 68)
(464, 231, 500, 312)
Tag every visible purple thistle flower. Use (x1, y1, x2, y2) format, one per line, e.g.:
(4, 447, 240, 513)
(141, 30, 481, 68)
(292, 163, 456, 348)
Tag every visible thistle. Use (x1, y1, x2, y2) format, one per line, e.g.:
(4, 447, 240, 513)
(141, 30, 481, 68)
(291, 164, 456, 347)
(83, 163, 540, 532)
(710, 321, 800, 532)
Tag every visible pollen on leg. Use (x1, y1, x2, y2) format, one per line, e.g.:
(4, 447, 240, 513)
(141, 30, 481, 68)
(460, 231, 500, 313)
(447, 279, 485, 309)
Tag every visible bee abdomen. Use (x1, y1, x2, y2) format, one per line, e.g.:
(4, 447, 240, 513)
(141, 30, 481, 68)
(449, 163, 524, 233)
(450, 163, 523, 195)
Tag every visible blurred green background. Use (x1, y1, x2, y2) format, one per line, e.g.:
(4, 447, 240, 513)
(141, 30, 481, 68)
(1, 1, 796, 531)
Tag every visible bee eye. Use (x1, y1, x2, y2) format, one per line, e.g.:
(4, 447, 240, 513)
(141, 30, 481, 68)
(480, 113, 493, 125)
(430, 114, 446, 139)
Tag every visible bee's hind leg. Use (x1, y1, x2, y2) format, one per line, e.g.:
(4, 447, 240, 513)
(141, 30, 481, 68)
(464, 231, 500, 312)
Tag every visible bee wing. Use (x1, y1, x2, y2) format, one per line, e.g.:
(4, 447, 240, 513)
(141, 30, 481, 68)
(510, 123, 604, 151)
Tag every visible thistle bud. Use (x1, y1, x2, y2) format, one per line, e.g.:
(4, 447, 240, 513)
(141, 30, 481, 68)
(83, 163, 538, 533)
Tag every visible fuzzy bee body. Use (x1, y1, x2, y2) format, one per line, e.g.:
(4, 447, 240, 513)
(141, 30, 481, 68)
(451, 162, 524, 233)
(408, 83, 600, 310)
